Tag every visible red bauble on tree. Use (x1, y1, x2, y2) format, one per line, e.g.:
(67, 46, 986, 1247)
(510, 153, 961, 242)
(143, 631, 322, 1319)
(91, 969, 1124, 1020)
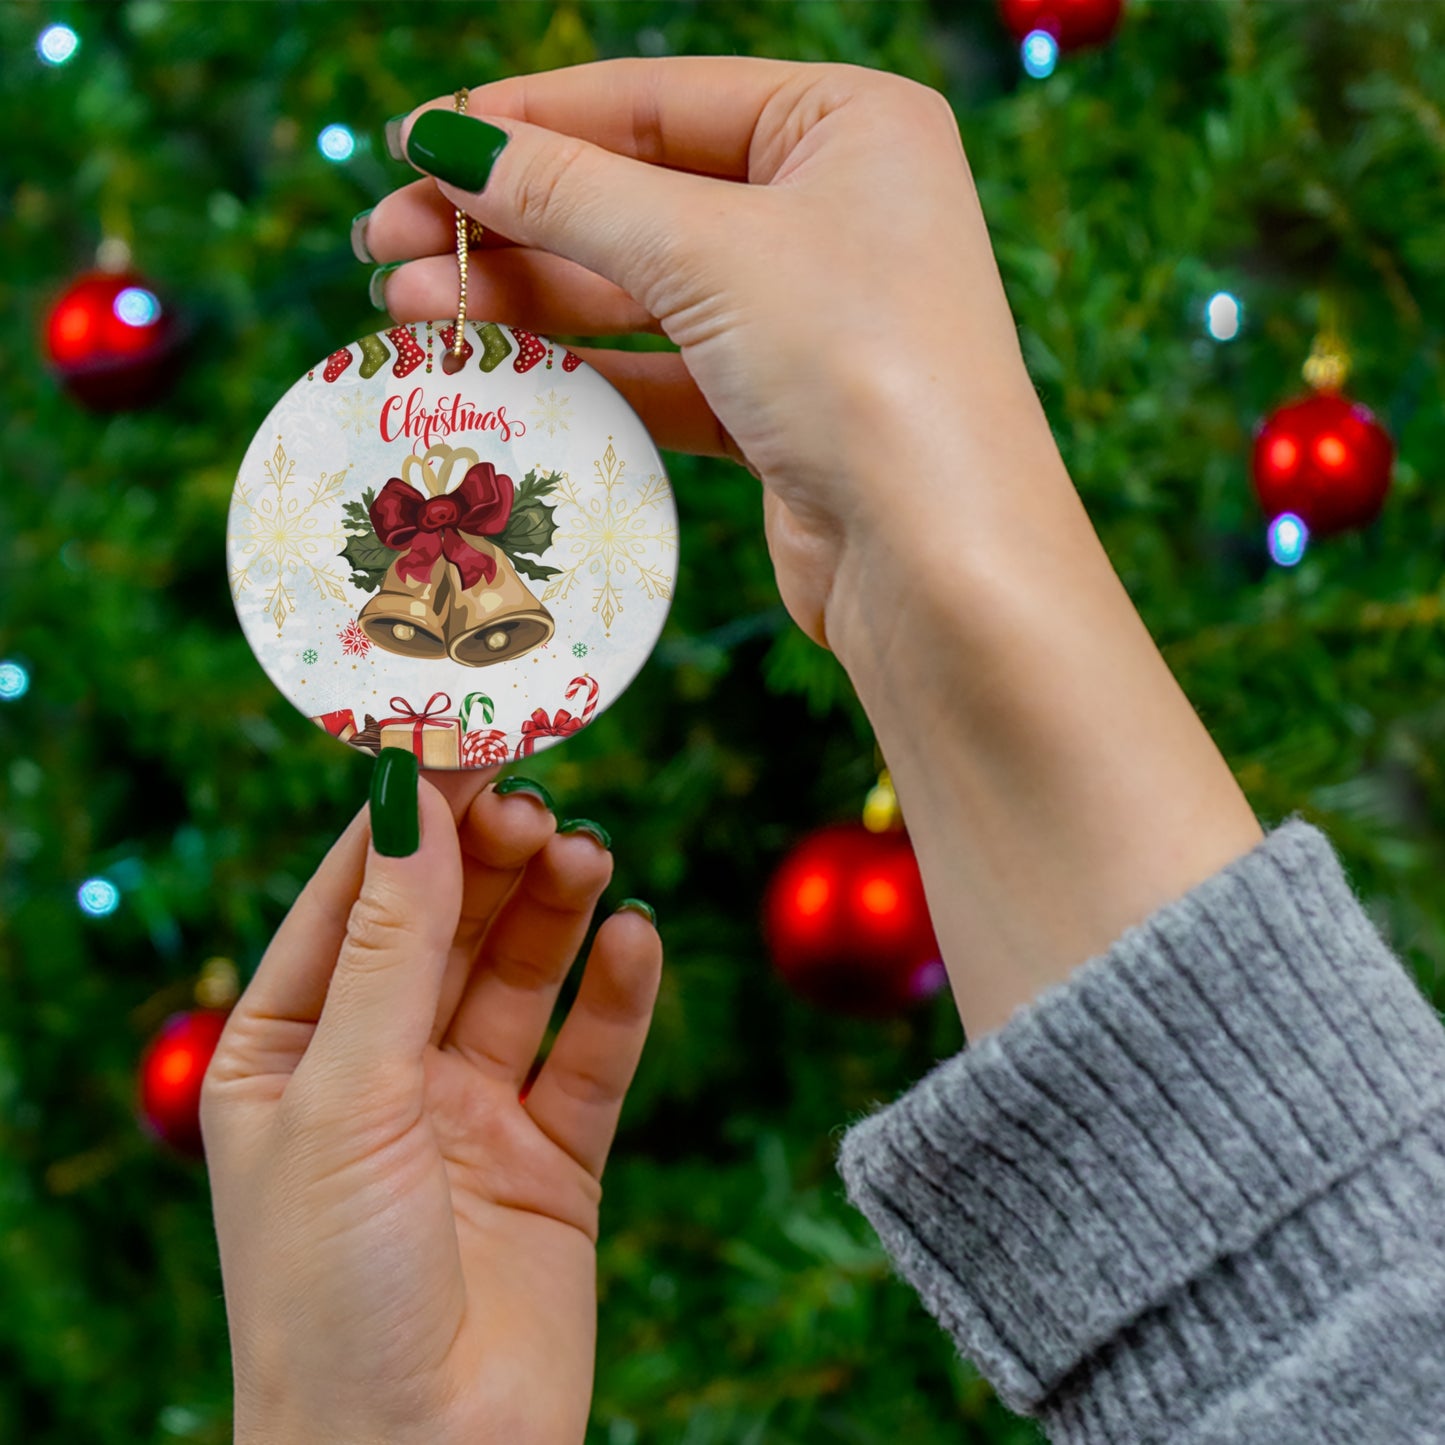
(136, 1008, 229, 1158)
(998, 0, 1124, 50)
(44, 268, 181, 410)
(763, 820, 945, 1018)
(1251, 391, 1394, 538)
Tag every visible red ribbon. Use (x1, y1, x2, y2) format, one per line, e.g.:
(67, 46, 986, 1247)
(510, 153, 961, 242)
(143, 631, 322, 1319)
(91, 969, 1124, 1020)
(377, 692, 455, 755)
(515, 708, 585, 758)
(370, 462, 514, 589)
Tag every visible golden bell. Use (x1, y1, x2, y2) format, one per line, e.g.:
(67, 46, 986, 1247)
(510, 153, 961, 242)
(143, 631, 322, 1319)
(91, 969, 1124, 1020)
(357, 554, 451, 660)
(445, 538, 554, 666)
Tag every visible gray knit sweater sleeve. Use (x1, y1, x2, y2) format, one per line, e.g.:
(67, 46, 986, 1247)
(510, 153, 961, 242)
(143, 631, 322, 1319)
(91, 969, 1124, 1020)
(835, 818, 1445, 1443)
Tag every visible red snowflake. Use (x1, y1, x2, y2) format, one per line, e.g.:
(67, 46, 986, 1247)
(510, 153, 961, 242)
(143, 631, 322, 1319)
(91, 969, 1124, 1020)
(338, 620, 372, 657)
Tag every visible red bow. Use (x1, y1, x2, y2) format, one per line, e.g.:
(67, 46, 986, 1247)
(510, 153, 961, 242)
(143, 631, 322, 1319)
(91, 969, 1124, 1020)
(377, 692, 455, 754)
(370, 463, 514, 589)
(515, 708, 584, 758)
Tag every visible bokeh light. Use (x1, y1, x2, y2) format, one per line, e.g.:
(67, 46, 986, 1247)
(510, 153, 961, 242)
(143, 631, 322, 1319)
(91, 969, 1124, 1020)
(37, 24, 79, 66)
(317, 124, 356, 162)
(1021, 30, 1059, 79)
(0, 660, 30, 701)
(114, 287, 162, 328)
(1267, 512, 1309, 567)
(77, 878, 121, 917)
(1205, 291, 1242, 341)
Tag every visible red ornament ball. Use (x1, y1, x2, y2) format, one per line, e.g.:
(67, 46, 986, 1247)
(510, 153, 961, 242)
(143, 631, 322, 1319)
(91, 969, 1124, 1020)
(998, 0, 1124, 49)
(44, 270, 180, 410)
(1251, 392, 1394, 537)
(137, 1009, 230, 1158)
(763, 822, 945, 1017)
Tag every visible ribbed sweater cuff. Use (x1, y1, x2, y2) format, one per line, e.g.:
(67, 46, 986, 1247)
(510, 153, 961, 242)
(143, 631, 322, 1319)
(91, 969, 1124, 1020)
(835, 817, 1445, 1430)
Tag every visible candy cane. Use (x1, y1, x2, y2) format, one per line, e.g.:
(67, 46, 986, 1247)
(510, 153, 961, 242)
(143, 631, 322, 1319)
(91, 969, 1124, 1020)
(564, 673, 599, 726)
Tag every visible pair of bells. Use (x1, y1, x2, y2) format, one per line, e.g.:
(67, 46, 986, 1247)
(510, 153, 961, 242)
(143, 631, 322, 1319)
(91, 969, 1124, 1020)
(359, 548, 552, 666)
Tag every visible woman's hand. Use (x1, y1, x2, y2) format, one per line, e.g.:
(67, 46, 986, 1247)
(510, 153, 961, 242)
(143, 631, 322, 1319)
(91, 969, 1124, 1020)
(362, 59, 1262, 1041)
(362, 56, 1055, 657)
(202, 761, 661, 1445)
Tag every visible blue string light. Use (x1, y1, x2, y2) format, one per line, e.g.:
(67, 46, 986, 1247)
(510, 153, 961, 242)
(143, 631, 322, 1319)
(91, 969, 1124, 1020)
(37, 24, 79, 66)
(114, 287, 162, 327)
(1021, 30, 1059, 79)
(0, 660, 28, 701)
(1267, 512, 1309, 567)
(318, 124, 356, 162)
(78, 878, 121, 918)
(1205, 291, 1243, 342)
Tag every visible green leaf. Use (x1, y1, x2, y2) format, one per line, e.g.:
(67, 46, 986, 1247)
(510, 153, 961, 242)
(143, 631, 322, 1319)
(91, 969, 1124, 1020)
(341, 486, 378, 533)
(508, 553, 562, 583)
(497, 497, 558, 558)
(514, 468, 559, 508)
(340, 531, 395, 592)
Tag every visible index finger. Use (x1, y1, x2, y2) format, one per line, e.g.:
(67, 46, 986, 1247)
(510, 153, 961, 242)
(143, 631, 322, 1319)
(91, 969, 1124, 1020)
(400, 54, 808, 182)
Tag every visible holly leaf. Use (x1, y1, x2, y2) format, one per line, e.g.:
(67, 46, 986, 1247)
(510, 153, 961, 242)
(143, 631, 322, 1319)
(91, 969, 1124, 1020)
(497, 496, 558, 558)
(341, 486, 378, 533)
(514, 468, 560, 508)
(508, 553, 563, 582)
(340, 530, 394, 592)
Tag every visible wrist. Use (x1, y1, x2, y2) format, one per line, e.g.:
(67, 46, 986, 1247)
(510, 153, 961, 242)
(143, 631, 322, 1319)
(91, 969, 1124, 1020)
(824, 422, 1262, 1039)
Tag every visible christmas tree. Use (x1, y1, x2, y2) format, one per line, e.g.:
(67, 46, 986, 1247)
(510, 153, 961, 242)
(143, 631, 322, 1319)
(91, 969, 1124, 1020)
(2, 3, 1443, 1442)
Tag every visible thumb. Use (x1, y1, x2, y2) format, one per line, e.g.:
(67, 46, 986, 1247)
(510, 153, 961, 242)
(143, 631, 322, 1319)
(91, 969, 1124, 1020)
(398, 106, 744, 315)
(303, 750, 463, 1089)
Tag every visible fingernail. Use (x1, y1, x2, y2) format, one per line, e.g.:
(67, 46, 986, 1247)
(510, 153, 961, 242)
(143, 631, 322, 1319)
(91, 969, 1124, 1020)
(369, 262, 403, 312)
(617, 898, 656, 926)
(493, 775, 555, 812)
(384, 113, 409, 162)
(558, 818, 612, 850)
(370, 748, 420, 857)
(405, 110, 510, 192)
(350, 208, 375, 264)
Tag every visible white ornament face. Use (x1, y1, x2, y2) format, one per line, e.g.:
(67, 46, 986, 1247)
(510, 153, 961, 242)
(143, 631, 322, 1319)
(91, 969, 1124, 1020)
(227, 322, 678, 769)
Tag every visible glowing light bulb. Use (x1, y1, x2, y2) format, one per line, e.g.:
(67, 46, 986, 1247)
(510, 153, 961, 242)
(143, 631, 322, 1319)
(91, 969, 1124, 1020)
(1268, 436, 1299, 475)
(1021, 30, 1059, 79)
(114, 287, 161, 327)
(1267, 512, 1309, 567)
(1316, 434, 1348, 469)
(0, 660, 29, 701)
(318, 124, 356, 162)
(1205, 291, 1242, 341)
(859, 877, 900, 918)
(78, 878, 121, 917)
(38, 24, 79, 66)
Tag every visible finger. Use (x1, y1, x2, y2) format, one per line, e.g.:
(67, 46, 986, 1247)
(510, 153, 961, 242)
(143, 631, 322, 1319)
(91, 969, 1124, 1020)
(440, 828, 614, 1085)
(407, 55, 807, 182)
(423, 765, 504, 824)
(207, 803, 371, 1084)
(429, 783, 558, 1050)
(300, 775, 464, 1087)
(398, 107, 759, 309)
(378, 248, 662, 336)
(524, 908, 663, 1181)
(360, 177, 521, 262)
(540, 345, 744, 464)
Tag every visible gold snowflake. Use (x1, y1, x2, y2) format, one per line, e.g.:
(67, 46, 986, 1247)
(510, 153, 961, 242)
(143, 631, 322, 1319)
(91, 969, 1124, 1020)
(230, 438, 350, 634)
(338, 390, 372, 437)
(529, 389, 572, 437)
(540, 440, 675, 634)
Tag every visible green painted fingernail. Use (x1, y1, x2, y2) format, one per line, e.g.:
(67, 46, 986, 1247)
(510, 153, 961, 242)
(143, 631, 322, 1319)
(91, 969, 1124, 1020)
(617, 898, 656, 926)
(494, 775, 555, 812)
(559, 818, 612, 850)
(384, 113, 408, 161)
(369, 262, 403, 311)
(370, 748, 420, 857)
(405, 110, 510, 192)
(350, 208, 375, 264)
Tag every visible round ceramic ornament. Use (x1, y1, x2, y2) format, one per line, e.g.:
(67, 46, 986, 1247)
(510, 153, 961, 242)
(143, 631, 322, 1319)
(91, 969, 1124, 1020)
(227, 321, 678, 769)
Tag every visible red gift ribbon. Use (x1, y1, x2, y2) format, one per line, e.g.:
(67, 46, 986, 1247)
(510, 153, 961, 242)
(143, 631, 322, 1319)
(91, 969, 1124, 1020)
(370, 462, 514, 589)
(515, 707, 584, 758)
(378, 692, 455, 757)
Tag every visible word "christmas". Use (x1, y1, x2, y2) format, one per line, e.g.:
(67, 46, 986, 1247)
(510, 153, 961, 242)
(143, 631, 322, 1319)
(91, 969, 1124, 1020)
(379, 388, 526, 447)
